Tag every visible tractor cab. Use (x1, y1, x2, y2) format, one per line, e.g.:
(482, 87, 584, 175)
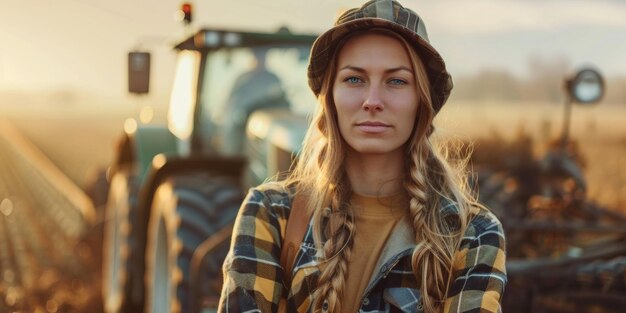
(168, 28, 317, 164)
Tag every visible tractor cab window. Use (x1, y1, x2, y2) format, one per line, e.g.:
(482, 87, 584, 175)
(168, 50, 201, 151)
(199, 45, 315, 154)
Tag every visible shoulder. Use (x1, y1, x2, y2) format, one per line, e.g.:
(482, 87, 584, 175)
(439, 199, 505, 251)
(249, 182, 294, 206)
(439, 199, 503, 236)
(253, 181, 292, 197)
(227, 182, 295, 252)
(241, 182, 295, 220)
(464, 205, 505, 243)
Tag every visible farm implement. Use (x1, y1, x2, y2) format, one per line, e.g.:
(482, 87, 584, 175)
(471, 69, 626, 312)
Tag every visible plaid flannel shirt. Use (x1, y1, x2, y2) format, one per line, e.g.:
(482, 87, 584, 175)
(219, 184, 507, 312)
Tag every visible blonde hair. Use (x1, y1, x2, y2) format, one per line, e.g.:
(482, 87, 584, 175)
(286, 29, 475, 313)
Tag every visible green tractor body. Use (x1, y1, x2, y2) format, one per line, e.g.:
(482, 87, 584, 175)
(102, 27, 317, 313)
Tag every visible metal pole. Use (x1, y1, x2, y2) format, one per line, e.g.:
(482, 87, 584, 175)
(560, 81, 573, 152)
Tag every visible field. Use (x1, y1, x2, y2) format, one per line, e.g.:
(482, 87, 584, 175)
(0, 99, 624, 311)
(2, 100, 625, 213)
(1, 103, 167, 194)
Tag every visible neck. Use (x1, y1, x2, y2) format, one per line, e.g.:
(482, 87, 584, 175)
(345, 148, 405, 197)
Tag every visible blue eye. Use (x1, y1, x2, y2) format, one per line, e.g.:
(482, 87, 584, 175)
(344, 76, 363, 84)
(389, 78, 407, 85)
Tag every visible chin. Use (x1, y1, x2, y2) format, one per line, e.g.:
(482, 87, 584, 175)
(348, 142, 403, 156)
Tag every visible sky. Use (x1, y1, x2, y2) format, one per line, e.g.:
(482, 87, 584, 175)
(0, 0, 625, 102)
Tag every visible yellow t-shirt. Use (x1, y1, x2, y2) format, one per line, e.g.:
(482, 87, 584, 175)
(341, 192, 408, 313)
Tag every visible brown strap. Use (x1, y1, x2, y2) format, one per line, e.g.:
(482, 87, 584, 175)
(280, 193, 310, 286)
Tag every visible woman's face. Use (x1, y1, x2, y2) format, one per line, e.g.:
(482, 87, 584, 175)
(333, 33, 419, 157)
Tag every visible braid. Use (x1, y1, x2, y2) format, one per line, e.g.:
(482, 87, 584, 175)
(312, 181, 354, 312)
(406, 142, 430, 232)
(302, 52, 356, 312)
(406, 141, 454, 313)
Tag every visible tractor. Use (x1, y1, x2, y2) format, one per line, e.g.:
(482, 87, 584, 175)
(101, 25, 317, 313)
(470, 68, 626, 312)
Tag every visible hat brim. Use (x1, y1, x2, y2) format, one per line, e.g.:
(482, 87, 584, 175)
(307, 17, 452, 112)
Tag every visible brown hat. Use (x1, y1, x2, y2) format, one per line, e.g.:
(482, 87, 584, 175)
(307, 0, 453, 113)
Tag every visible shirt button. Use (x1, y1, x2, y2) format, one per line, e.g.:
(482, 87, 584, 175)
(362, 297, 370, 306)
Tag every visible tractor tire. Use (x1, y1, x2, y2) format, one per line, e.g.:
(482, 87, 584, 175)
(102, 171, 141, 313)
(144, 173, 243, 313)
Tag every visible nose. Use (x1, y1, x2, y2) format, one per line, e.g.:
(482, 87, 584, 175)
(363, 86, 383, 112)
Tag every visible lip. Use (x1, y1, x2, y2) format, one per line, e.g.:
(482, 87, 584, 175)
(355, 121, 391, 134)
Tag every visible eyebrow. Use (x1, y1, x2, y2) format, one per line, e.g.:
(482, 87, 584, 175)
(338, 65, 413, 74)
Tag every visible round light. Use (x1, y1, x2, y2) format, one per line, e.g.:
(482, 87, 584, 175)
(568, 68, 604, 104)
(204, 32, 220, 47)
(223, 32, 241, 46)
(124, 118, 138, 134)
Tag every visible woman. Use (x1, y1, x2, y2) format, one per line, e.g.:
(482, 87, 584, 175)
(219, 1, 506, 312)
